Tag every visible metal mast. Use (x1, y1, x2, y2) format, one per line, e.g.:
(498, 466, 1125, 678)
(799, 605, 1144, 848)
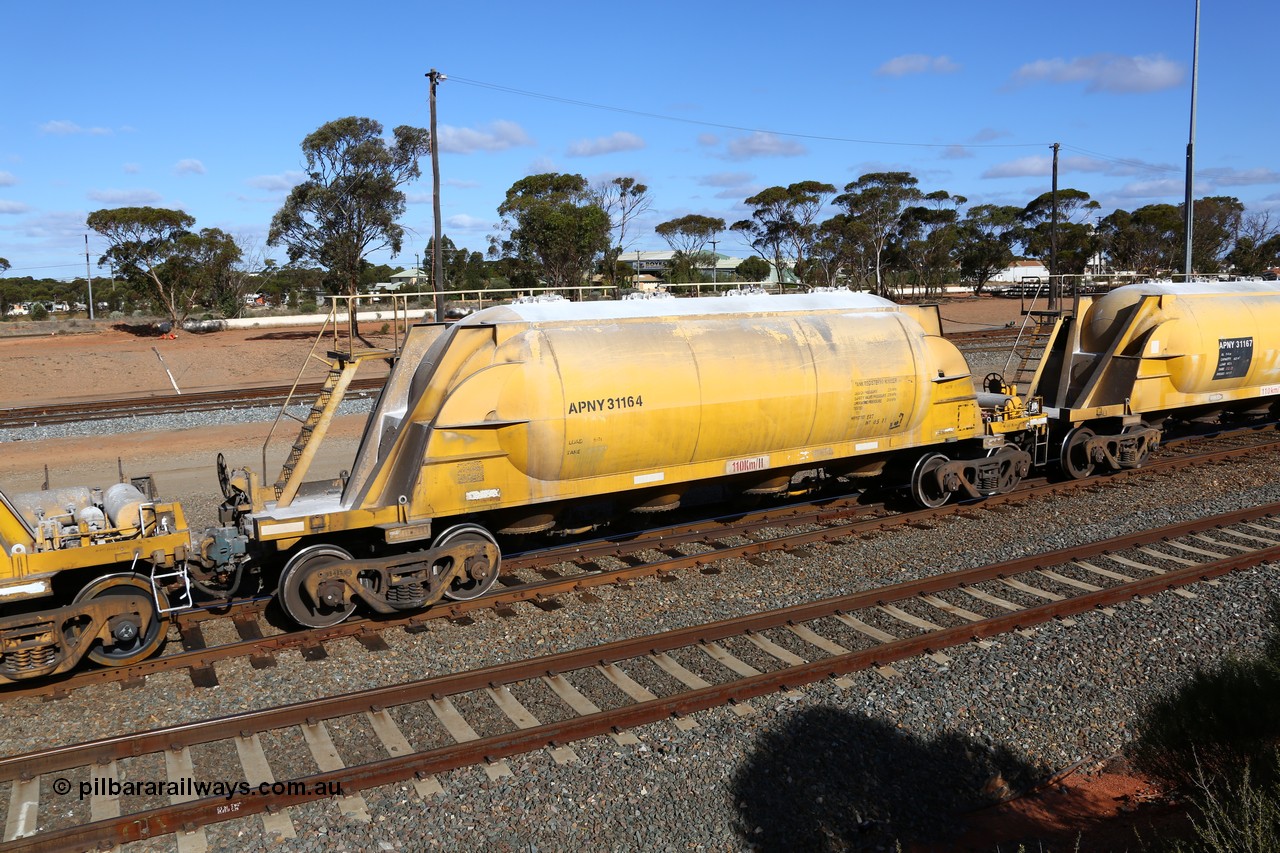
(1183, 0, 1201, 279)
(1050, 142, 1059, 311)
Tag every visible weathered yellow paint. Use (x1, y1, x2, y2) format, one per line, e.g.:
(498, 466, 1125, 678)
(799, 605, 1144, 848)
(1052, 281, 1280, 418)
(307, 293, 987, 529)
(0, 490, 190, 595)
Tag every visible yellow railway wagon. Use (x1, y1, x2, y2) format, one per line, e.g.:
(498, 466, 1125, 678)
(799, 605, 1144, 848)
(1024, 280, 1280, 478)
(0, 482, 190, 681)
(231, 293, 1043, 627)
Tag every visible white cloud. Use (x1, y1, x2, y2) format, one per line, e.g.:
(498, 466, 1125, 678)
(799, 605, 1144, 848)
(526, 156, 557, 174)
(984, 152, 1171, 179)
(446, 178, 481, 189)
(87, 189, 163, 205)
(714, 187, 760, 200)
(123, 163, 141, 174)
(0, 200, 31, 214)
(941, 146, 974, 160)
(1012, 53, 1183, 93)
(698, 172, 754, 188)
(969, 128, 1011, 143)
(437, 120, 533, 154)
(1110, 178, 1185, 199)
(697, 133, 720, 147)
(40, 120, 112, 136)
(445, 214, 490, 230)
(566, 132, 645, 158)
(247, 172, 305, 192)
(0, 171, 16, 187)
(724, 132, 807, 161)
(15, 210, 91, 242)
(876, 54, 961, 77)
(982, 157, 1048, 178)
(174, 159, 206, 176)
(1197, 167, 1280, 187)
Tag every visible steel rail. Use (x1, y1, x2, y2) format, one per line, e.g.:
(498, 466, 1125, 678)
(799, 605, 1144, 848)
(0, 378, 386, 429)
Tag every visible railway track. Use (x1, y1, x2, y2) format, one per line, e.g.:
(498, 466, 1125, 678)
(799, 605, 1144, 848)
(2, 500, 1276, 851)
(5, 427, 1277, 704)
(0, 378, 386, 430)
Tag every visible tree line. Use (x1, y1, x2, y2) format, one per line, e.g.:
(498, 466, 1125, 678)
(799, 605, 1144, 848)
(5, 114, 1279, 325)
(487, 169, 1280, 300)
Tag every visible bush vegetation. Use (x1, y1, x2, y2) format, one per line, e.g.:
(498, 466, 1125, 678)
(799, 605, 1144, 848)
(1130, 600, 1280, 851)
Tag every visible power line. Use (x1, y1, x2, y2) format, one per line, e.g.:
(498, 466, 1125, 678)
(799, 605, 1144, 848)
(4, 262, 86, 272)
(1058, 143, 1181, 176)
(450, 75, 1188, 179)
(448, 75, 1049, 151)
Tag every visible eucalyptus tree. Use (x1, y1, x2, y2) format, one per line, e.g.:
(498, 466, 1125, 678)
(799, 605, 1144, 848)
(593, 176, 651, 288)
(732, 181, 835, 287)
(834, 172, 922, 296)
(655, 212, 727, 285)
(1227, 210, 1280, 276)
(492, 173, 611, 294)
(1189, 196, 1245, 273)
(161, 227, 246, 318)
(1020, 189, 1101, 276)
(808, 213, 869, 289)
(86, 206, 199, 323)
(268, 116, 430, 327)
(899, 190, 966, 293)
(0, 258, 8, 274)
(1096, 204, 1182, 276)
(955, 204, 1021, 294)
(654, 214, 725, 257)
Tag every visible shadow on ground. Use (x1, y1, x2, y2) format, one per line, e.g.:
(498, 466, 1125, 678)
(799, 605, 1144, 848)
(732, 706, 1040, 851)
(244, 330, 325, 341)
(111, 321, 174, 337)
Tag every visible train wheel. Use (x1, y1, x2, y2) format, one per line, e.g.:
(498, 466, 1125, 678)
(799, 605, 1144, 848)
(73, 574, 168, 667)
(910, 453, 952, 509)
(279, 545, 357, 628)
(435, 524, 502, 602)
(1059, 427, 1097, 480)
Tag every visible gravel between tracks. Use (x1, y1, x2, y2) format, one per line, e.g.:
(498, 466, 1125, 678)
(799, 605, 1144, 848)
(3, 429, 1277, 850)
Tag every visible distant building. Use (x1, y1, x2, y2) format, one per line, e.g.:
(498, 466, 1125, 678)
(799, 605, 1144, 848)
(989, 259, 1049, 282)
(617, 250, 795, 284)
(390, 268, 427, 289)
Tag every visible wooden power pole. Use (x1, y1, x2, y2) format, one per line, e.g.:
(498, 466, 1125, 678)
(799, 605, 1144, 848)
(427, 69, 446, 321)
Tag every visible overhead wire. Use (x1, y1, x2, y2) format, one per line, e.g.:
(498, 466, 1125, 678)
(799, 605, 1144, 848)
(449, 75, 1184, 178)
(448, 75, 1048, 151)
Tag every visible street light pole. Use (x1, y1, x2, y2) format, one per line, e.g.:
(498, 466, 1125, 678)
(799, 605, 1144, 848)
(1183, 0, 1201, 280)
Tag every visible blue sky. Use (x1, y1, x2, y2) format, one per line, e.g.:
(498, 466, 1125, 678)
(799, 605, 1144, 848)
(3, 1, 1277, 280)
